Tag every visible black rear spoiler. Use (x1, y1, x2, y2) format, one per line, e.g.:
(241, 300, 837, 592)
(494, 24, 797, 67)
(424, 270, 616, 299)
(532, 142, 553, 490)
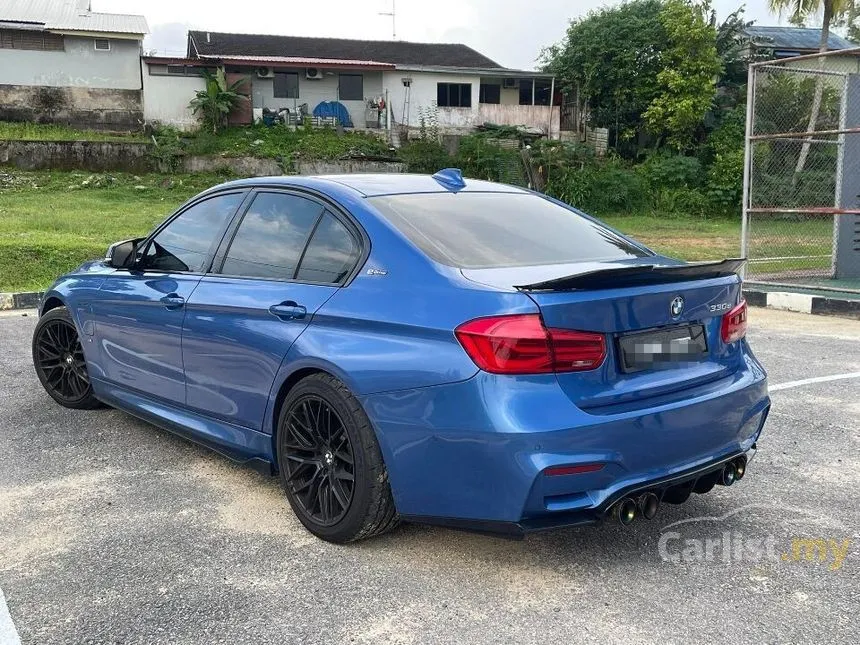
(514, 259, 746, 292)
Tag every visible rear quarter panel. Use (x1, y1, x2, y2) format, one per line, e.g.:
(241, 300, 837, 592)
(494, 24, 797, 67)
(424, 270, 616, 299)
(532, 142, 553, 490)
(261, 187, 539, 434)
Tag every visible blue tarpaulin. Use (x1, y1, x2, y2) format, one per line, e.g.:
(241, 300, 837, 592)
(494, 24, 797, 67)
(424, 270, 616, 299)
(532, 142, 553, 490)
(312, 101, 353, 127)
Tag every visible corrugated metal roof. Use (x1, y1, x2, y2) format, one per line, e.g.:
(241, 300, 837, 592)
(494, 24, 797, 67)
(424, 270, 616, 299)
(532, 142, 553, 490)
(0, 0, 147, 34)
(745, 26, 856, 51)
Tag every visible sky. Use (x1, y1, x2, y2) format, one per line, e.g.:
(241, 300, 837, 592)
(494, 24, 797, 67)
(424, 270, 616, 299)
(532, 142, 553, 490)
(95, 0, 800, 70)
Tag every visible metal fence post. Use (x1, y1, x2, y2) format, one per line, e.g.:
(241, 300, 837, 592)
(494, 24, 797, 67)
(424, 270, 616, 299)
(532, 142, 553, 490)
(740, 63, 756, 275)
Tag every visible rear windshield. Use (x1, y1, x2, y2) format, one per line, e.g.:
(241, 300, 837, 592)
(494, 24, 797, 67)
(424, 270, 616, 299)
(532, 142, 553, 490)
(369, 192, 648, 269)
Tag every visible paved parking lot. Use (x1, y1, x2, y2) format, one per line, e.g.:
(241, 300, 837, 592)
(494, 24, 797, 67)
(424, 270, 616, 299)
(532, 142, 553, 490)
(1, 307, 858, 645)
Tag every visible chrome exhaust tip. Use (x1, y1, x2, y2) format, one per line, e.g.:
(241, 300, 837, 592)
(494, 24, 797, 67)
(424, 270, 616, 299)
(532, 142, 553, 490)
(615, 497, 638, 526)
(734, 457, 747, 481)
(719, 462, 737, 486)
(638, 492, 660, 520)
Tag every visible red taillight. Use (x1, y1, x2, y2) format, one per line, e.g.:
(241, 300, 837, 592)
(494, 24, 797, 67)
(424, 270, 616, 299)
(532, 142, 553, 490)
(544, 463, 605, 477)
(454, 314, 606, 375)
(721, 300, 748, 343)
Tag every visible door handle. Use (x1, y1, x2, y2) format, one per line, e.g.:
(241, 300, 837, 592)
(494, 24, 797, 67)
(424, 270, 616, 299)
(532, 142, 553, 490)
(160, 293, 185, 309)
(269, 301, 307, 321)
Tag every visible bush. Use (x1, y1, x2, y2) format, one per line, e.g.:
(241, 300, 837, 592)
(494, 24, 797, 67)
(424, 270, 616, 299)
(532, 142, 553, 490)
(544, 158, 647, 215)
(456, 135, 523, 184)
(398, 139, 451, 173)
(654, 186, 711, 217)
(637, 153, 702, 190)
(705, 149, 744, 211)
(147, 124, 185, 173)
(183, 124, 391, 160)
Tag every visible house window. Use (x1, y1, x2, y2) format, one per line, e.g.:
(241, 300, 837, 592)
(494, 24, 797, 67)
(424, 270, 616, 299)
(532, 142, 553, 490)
(519, 79, 533, 105)
(94, 38, 111, 51)
(0, 29, 64, 51)
(479, 83, 501, 105)
(534, 79, 552, 106)
(437, 83, 471, 108)
(273, 72, 299, 99)
(339, 74, 363, 101)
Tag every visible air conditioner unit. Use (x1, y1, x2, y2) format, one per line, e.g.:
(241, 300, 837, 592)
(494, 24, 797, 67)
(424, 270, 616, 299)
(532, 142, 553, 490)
(256, 67, 274, 78)
(502, 78, 517, 89)
(306, 67, 324, 80)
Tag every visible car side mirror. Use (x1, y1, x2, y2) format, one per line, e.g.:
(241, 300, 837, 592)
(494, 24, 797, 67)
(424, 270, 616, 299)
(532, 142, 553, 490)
(106, 239, 140, 269)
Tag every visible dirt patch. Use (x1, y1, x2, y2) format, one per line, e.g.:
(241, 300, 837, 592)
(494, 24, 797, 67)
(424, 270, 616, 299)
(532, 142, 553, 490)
(0, 470, 115, 573)
(187, 457, 315, 547)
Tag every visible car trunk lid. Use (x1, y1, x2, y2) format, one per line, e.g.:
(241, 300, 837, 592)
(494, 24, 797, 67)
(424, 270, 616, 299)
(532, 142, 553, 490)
(461, 259, 747, 412)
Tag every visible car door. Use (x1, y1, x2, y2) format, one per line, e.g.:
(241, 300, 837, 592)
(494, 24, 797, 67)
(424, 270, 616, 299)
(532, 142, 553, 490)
(181, 190, 364, 431)
(90, 191, 247, 405)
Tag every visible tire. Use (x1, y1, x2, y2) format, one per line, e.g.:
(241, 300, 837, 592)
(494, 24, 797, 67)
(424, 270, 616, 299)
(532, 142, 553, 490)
(32, 306, 102, 410)
(276, 373, 399, 543)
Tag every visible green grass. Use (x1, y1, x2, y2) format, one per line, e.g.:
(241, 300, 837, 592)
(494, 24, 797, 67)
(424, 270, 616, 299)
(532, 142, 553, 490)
(0, 170, 229, 291)
(0, 121, 146, 142)
(602, 214, 742, 260)
(0, 169, 835, 292)
(183, 124, 392, 160)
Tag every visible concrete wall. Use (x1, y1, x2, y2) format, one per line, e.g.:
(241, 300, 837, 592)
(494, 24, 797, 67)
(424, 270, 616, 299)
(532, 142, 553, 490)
(142, 65, 205, 130)
(384, 70, 480, 130)
(0, 140, 150, 172)
(183, 154, 405, 177)
(478, 104, 560, 137)
(0, 35, 143, 129)
(0, 36, 142, 89)
(0, 84, 142, 130)
(250, 70, 384, 129)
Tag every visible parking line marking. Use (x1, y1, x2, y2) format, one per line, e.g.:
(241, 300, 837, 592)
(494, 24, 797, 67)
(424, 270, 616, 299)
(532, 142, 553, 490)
(0, 587, 21, 645)
(770, 371, 860, 392)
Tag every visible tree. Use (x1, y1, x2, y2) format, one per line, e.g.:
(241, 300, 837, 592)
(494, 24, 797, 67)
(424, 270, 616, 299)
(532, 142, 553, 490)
(541, 0, 667, 153)
(767, 1, 852, 179)
(188, 68, 247, 134)
(643, 0, 722, 151)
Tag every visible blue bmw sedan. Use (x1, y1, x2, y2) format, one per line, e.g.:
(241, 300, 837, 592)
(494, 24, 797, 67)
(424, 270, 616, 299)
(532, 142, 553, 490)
(32, 170, 769, 542)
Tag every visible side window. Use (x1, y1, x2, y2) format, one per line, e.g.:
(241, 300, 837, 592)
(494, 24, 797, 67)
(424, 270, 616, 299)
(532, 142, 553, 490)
(221, 192, 323, 280)
(141, 193, 243, 273)
(295, 212, 360, 284)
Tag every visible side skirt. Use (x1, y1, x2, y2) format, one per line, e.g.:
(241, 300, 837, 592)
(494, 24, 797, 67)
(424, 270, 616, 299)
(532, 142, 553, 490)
(92, 377, 276, 474)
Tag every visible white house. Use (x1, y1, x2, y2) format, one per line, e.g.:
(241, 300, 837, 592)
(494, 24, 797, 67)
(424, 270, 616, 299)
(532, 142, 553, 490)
(0, 0, 148, 129)
(142, 31, 560, 138)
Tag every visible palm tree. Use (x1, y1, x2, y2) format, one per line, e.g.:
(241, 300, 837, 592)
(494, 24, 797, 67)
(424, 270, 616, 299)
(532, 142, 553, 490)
(767, 1, 851, 179)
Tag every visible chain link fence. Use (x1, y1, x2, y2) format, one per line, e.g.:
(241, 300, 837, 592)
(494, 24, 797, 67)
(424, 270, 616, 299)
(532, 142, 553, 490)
(743, 50, 860, 294)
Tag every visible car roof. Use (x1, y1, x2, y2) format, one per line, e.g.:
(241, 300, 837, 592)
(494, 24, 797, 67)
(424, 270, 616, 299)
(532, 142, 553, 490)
(210, 173, 530, 198)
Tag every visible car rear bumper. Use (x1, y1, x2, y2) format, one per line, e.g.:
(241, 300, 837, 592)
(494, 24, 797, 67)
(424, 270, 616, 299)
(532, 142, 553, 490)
(361, 354, 769, 530)
(401, 444, 759, 538)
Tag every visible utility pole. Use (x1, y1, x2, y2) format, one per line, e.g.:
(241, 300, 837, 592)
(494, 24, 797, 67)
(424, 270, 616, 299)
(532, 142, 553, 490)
(379, 0, 396, 39)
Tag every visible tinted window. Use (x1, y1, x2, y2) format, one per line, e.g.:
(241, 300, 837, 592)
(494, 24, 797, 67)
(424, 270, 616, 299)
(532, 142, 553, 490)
(369, 193, 648, 269)
(437, 83, 471, 108)
(534, 79, 552, 106)
(479, 83, 500, 104)
(141, 193, 243, 272)
(519, 79, 533, 105)
(221, 193, 323, 280)
(296, 212, 360, 284)
(339, 74, 363, 101)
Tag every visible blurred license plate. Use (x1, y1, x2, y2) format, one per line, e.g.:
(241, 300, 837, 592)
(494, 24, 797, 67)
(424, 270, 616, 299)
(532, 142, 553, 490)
(618, 324, 708, 373)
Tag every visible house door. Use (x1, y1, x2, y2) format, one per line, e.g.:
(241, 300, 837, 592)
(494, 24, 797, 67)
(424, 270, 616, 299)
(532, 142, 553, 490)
(227, 73, 253, 125)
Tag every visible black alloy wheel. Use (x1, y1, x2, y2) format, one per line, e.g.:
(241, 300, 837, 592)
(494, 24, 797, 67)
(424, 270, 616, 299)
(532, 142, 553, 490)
(282, 394, 356, 526)
(32, 306, 101, 409)
(277, 373, 398, 543)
